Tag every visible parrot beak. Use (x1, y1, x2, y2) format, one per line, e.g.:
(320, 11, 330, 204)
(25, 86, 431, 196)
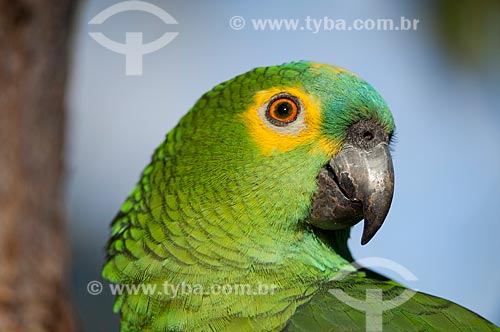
(306, 121, 394, 245)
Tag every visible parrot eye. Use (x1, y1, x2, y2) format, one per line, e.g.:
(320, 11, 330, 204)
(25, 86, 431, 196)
(266, 94, 300, 126)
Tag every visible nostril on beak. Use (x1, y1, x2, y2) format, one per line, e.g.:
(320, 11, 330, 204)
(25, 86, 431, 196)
(363, 131, 374, 141)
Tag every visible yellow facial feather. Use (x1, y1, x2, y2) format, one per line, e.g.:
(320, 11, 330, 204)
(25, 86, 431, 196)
(309, 62, 358, 77)
(240, 86, 340, 157)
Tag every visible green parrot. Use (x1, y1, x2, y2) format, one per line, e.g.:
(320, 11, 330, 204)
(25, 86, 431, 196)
(103, 61, 499, 332)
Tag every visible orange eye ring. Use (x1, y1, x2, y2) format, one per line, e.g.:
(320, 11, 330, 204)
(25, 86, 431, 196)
(266, 94, 300, 126)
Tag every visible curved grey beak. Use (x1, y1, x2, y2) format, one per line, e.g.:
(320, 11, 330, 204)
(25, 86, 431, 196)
(307, 142, 394, 245)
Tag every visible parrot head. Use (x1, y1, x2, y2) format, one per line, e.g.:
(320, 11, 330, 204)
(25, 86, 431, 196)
(170, 60, 395, 246)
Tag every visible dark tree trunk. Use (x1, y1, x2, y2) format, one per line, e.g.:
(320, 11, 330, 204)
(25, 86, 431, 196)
(0, 1, 78, 331)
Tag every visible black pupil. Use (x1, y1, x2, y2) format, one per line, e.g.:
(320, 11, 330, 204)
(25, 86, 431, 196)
(274, 101, 293, 119)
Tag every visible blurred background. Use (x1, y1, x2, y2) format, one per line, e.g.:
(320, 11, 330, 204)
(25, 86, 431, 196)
(65, 0, 500, 331)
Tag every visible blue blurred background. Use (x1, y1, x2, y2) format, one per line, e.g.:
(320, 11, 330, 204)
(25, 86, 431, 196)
(66, 0, 500, 330)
